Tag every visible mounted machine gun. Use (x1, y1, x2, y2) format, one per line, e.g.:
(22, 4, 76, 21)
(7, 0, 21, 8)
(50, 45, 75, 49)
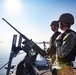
(2, 18, 51, 75)
(2, 18, 46, 57)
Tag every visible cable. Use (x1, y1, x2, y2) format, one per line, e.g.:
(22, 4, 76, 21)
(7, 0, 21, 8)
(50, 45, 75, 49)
(0, 62, 9, 70)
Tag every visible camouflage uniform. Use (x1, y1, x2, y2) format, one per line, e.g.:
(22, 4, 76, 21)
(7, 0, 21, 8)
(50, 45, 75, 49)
(49, 31, 60, 62)
(56, 29, 76, 75)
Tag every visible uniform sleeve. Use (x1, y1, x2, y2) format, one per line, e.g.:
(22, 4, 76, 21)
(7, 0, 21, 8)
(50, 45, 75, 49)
(48, 37, 53, 48)
(56, 32, 76, 58)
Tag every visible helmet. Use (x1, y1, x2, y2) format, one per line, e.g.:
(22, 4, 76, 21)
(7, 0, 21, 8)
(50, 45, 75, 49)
(50, 21, 59, 27)
(59, 13, 74, 25)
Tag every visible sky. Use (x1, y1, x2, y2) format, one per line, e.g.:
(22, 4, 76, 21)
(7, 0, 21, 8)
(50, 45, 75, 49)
(0, 0, 76, 50)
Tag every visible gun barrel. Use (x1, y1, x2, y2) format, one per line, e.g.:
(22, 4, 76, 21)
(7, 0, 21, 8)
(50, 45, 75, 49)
(2, 18, 29, 40)
(2, 18, 21, 35)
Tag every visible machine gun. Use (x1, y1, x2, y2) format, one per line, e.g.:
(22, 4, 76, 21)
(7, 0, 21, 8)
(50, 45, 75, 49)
(2, 18, 46, 57)
(2, 18, 52, 75)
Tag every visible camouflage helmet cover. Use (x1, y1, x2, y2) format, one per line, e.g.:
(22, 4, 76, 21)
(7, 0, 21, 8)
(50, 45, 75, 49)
(50, 21, 59, 27)
(59, 13, 74, 25)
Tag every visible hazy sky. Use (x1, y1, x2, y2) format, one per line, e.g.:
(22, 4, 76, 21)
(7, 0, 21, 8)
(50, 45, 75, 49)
(0, 0, 76, 49)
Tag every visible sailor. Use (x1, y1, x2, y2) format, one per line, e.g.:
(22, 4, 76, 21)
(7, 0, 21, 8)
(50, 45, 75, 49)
(55, 13, 76, 75)
(46, 21, 60, 75)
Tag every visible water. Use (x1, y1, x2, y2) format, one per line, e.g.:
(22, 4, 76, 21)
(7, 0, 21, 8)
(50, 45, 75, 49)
(0, 48, 26, 75)
(0, 49, 25, 75)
